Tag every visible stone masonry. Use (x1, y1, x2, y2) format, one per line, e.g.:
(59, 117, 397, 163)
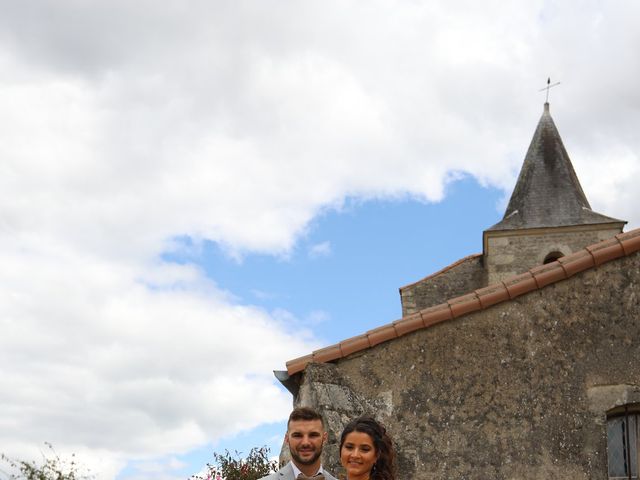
(280, 103, 636, 479)
(400, 255, 485, 316)
(484, 225, 623, 284)
(293, 251, 640, 480)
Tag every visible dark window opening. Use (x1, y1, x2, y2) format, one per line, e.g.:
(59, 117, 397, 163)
(607, 405, 640, 480)
(543, 251, 564, 264)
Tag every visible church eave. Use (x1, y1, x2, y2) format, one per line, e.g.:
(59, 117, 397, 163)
(486, 213, 627, 232)
(284, 227, 640, 376)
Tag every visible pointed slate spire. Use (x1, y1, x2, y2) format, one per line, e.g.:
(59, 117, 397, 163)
(488, 103, 624, 231)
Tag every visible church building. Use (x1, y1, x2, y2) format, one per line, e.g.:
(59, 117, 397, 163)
(275, 102, 640, 480)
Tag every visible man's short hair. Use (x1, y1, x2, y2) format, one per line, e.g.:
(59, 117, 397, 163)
(287, 407, 325, 429)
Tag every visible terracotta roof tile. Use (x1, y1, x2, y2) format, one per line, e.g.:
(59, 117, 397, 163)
(586, 237, 625, 266)
(340, 335, 370, 357)
(530, 262, 567, 289)
(366, 324, 398, 347)
(475, 283, 510, 308)
(448, 292, 482, 318)
(420, 303, 453, 328)
(284, 227, 640, 374)
(557, 250, 595, 277)
(312, 344, 342, 364)
(503, 271, 538, 299)
(286, 354, 313, 375)
(617, 229, 640, 256)
(393, 313, 424, 336)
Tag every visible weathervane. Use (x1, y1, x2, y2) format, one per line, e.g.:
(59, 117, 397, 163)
(539, 77, 561, 103)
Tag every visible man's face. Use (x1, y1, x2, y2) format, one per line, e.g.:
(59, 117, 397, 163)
(286, 419, 327, 468)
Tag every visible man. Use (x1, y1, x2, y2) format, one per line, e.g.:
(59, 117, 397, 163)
(262, 407, 338, 480)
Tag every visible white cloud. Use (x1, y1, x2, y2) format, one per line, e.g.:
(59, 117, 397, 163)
(129, 457, 186, 475)
(0, 241, 311, 473)
(308, 241, 332, 259)
(305, 310, 331, 326)
(251, 289, 277, 301)
(1, 1, 639, 478)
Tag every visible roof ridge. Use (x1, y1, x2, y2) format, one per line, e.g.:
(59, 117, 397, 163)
(398, 253, 482, 290)
(285, 228, 640, 375)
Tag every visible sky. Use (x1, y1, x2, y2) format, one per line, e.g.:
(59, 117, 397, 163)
(0, 1, 639, 479)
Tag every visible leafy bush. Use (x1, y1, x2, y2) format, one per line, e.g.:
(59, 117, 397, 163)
(0, 443, 91, 480)
(194, 446, 278, 480)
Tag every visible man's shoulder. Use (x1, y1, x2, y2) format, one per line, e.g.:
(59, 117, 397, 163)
(259, 463, 294, 480)
(258, 463, 339, 480)
(322, 470, 339, 480)
(258, 472, 282, 480)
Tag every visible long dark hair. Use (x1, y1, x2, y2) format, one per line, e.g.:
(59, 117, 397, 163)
(339, 416, 396, 480)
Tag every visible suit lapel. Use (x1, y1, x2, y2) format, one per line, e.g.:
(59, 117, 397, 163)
(279, 462, 295, 480)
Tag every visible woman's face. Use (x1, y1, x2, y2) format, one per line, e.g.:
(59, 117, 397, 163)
(340, 431, 378, 480)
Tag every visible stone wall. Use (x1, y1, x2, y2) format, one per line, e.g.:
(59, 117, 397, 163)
(286, 363, 372, 471)
(294, 251, 640, 480)
(400, 255, 485, 316)
(484, 226, 621, 284)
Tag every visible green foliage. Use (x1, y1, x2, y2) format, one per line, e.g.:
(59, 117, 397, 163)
(0, 443, 91, 480)
(194, 446, 278, 480)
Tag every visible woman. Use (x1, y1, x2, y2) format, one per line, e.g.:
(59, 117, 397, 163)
(339, 416, 396, 480)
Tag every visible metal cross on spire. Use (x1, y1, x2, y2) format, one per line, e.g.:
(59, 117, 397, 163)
(539, 77, 561, 103)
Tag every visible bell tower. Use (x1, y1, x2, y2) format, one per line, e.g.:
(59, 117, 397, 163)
(400, 101, 627, 316)
(483, 102, 626, 284)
